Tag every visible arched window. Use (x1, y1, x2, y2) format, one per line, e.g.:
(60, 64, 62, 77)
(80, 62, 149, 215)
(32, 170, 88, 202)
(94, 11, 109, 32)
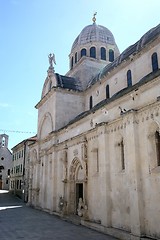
(71, 57, 73, 69)
(127, 70, 132, 87)
(106, 85, 110, 99)
(81, 48, 86, 57)
(89, 96, 93, 109)
(109, 49, 114, 62)
(75, 52, 78, 63)
(90, 47, 96, 58)
(0, 165, 4, 170)
(101, 47, 106, 60)
(152, 52, 158, 72)
(155, 131, 160, 166)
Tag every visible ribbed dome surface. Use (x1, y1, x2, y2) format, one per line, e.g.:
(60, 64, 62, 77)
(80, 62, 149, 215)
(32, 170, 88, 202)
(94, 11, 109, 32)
(71, 23, 116, 51)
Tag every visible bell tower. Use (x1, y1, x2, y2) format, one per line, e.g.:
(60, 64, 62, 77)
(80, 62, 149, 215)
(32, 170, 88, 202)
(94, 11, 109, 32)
(0, 134, 8, 148)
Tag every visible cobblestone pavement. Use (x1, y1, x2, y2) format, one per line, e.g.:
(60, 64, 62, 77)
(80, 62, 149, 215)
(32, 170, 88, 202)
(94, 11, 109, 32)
(0, 190, 117, 240)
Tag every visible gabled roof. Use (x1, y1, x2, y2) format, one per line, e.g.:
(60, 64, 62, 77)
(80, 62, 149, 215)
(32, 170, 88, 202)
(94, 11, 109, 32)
(55, 74, 82, 91)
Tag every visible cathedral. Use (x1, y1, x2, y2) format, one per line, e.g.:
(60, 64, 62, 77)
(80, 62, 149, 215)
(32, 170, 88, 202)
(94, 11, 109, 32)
(28, 15, 160, 239)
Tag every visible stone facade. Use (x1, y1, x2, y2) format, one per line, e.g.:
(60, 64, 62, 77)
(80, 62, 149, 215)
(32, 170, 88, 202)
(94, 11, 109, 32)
(0, 134, 12, 190)
(28, 20, 160, 240)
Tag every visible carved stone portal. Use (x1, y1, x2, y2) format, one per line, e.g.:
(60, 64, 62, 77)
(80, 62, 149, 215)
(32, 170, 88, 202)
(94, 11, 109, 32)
(68, 157, 88, 217)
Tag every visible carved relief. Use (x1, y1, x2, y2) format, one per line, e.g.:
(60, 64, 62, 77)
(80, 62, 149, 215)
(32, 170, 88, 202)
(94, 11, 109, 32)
(77, 198, 88, 218)
(69, 158, 83, 181)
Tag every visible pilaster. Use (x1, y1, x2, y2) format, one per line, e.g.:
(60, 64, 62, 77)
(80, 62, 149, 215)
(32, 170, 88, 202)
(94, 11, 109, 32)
(125, 112, 145, 237)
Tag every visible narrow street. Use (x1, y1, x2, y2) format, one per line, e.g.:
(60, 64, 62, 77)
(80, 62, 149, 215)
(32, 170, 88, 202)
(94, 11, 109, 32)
(0, 190, 117, 240)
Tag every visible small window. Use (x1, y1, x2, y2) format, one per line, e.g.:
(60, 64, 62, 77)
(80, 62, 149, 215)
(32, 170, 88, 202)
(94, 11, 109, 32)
(75, 52, 78, 63)
(6, 179, 8, 184)
(109, 49, 114, 62)
(71, 57, 73, 69)
(0, 165, 4, 170)
(8, 169, 10, 176)
(2, 137, 5, 147)
(152, 52, 158, 72)
(101, 47, 106, 60)
(127, 70, 132, 87)
(120, 140, 125, 170)
(81, 48, 86, 57)
(106, 85, 110, 99)
(17, 180, 19, 189)
(90, 47, 96, 58)
(155, 131, 160, 166)
(89, 96, 93, 109)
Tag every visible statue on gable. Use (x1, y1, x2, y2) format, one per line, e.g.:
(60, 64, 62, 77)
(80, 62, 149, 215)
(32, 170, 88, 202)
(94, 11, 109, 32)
(48, 53, 56, 67)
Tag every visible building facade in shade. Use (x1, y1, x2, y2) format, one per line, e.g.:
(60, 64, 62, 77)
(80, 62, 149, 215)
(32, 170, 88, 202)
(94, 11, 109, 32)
(10, 136, 36, 201)
(0, 134, 12, 190)
(28, 16, 160, 240)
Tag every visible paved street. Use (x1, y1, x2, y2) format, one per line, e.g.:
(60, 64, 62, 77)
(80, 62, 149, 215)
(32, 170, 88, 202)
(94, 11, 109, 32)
(0, 190, 117, 240)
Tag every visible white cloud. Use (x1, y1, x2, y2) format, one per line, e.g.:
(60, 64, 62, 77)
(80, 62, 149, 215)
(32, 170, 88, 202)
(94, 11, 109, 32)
(0, 103, 10, 108)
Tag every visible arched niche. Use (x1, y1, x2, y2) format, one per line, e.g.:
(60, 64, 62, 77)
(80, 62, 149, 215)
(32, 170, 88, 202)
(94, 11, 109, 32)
(39, 112, 53, 139)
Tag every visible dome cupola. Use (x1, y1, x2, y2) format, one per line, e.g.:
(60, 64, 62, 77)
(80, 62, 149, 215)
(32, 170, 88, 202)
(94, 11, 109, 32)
(69, 13, 120, 70)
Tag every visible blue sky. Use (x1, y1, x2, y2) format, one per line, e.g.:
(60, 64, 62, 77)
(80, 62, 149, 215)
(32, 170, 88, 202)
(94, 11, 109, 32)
(0, 0, 160, 150)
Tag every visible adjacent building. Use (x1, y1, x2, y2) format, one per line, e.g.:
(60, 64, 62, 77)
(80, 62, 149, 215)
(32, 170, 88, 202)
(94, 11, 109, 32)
(28, 16, 160, 240)
(0, 134, 12, 190)
(10, 136, 36, 201)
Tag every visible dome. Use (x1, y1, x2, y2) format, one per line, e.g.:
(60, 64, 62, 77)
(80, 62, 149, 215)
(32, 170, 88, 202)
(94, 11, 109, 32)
(71, 23, 116, 51)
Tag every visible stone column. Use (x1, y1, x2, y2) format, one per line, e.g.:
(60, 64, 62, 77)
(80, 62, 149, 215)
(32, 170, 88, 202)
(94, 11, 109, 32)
(28, 161, 33, 205)
(81, 140, 88, 203)
(44, 152, 48, 210)
(39, 151, 47, 209)
(52, 150, 57, 211)
(48, 152, 53, 211)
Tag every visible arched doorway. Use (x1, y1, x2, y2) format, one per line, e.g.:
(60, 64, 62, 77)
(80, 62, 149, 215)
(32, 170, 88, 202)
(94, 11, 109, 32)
(68, 158, 86, 215)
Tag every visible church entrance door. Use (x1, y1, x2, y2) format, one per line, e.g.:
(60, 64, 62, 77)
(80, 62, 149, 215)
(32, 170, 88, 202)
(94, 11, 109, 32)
(69, 158, 85, 215)
(76, 183, 83, 214)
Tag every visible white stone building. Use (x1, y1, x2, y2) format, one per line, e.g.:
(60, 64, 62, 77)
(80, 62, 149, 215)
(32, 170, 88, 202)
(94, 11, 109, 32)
(28, 17, 160, 240)
(0, 134, 12, 190)
(10, 136, 36, 200)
